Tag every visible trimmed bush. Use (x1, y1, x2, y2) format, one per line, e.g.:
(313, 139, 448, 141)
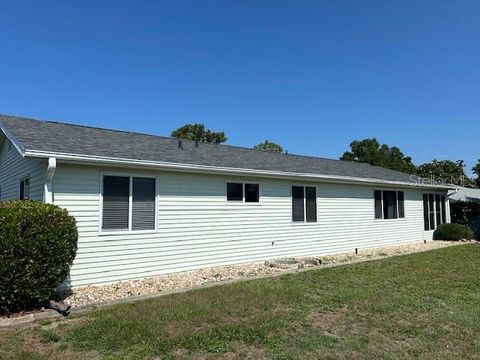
(0, 201, 78, 314)
(433, 223, 475, 241)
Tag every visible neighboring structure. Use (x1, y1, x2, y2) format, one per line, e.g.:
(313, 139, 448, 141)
(0, 115, 452, 287)
(449, 186, 480, 203)
(449, 186, 480, 239)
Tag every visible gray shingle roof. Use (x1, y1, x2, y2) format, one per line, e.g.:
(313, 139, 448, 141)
(449, 186, 480, 202)
(0, 114, 420, 185)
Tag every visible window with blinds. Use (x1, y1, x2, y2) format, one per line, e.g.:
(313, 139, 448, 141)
(132, 177, 156, 230)
(292, 186, 317, 223)
(102, 175, 156, 231)
(292, 186, 305, 222)
(305, 186, 317, 222)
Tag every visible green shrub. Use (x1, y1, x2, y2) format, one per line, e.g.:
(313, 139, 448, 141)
(0, 201, 78, 314)
(433, 223, 475, 241)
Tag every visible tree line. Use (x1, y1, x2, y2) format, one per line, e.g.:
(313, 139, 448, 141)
(171, 123, 480, 188)
(340, 138, 479, 188)
(171, 123, 283, 152)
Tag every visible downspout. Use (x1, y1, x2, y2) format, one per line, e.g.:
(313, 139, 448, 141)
(44, 157, 56, 204)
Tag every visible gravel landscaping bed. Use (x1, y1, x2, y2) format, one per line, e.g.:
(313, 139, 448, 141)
(63, 240, 460, 308)
(320, 240, 461, 264)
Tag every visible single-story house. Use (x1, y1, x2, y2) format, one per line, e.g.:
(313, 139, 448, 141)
(0, 115, 452, 287)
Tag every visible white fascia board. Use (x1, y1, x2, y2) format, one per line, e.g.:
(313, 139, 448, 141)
(24, 149, 454, 191)
(0, 122, 26, 157)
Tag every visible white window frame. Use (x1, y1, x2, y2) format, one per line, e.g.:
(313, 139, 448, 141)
(224, 180, 262, 205)
(291, 184, 318, 224)
(423, 192, 447, 231)
(374, 189, 406, 221)
(99, 172, 158, 235)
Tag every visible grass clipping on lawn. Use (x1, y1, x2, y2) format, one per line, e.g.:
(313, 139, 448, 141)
(1, 244, 479, 359)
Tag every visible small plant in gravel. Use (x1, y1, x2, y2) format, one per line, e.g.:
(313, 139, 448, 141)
(433, 223, 475, 241)
(0, 201, 78, 315)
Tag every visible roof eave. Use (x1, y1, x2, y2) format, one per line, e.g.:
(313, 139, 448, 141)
(0, 122, 26, 156)
(24, 149, 454, 191)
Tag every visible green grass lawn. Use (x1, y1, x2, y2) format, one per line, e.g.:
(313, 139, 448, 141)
(1, 244, 480, 359)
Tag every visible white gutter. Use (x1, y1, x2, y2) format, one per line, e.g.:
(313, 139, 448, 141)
(43, 157, 56, 204)
(25, 149, 453, 190)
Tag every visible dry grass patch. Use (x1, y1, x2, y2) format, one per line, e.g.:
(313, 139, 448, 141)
(307, 305, 349, 330)
(172, 342, 272, 360)
(0, 327, 100, 360)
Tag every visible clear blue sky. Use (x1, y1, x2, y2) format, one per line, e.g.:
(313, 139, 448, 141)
(1, 1, 478, 173)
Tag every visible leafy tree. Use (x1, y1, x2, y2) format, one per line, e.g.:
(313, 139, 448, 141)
(254, 140, 284, 153)
(472, 160, 480, 188)
(171, 123, 227, 144)
(416, 160, 474, 187)
(340, 138, 416, 173)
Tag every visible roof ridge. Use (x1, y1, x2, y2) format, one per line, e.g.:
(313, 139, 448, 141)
(0, 113, 349, 163)
(0, 113, 412, 178)
(0, 113, 176, 142)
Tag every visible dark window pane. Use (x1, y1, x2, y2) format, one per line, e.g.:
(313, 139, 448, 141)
(374, 190, 382, 219)
(305, 187, 317, 222)
(103, 176, 130, 230)
(227, 182, 243, 201)
(132, 177, 156, 230)
(428, 194, 435, 230)
(292, 186, 304, 222)
(25, 179, 30, 200)
(245, 183, 259, 203)
(20, 178, 29, 200)
(423, 194, 429, 231)
(398, 191, 405, 218)
(435, 194, 441, 227)
(441, 195, 447, 224)
(383, 191, 398, 219)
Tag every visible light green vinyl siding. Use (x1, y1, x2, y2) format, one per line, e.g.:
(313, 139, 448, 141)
(53, 164, 448, 287)
(0, 136, 46, 201)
